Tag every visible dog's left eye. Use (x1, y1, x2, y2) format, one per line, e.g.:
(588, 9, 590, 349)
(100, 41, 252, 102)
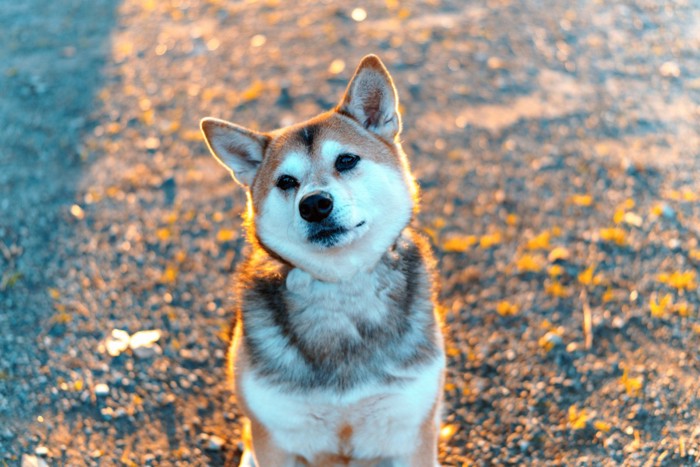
(335, 153, 360, 172)
(276, 175, 299, 191)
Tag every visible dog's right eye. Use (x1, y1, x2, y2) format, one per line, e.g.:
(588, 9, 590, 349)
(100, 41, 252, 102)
(276, 175, 299, 191)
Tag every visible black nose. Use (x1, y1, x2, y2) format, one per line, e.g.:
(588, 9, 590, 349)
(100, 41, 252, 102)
(299, 191, 333, 223)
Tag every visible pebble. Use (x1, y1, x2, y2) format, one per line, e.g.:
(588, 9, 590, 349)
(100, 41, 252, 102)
(206, 435, 225, 451)
(34, 446, 49, 457)
(94, 383, 110, 397)
(129, 330, 163, 359)
(659, 61, 680, 78)
(21, 455, 48, 467)
(105, 329, 130, 357)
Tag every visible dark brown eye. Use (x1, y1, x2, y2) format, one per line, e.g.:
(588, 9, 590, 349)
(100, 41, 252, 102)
(335, 153, 360, 172)
(276, 175, 299, 190)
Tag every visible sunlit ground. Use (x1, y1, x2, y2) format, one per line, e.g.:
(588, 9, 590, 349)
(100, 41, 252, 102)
(1, 0, 700, 465)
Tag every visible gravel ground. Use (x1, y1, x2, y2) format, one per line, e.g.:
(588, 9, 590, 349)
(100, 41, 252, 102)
(2, 0, 700, 465)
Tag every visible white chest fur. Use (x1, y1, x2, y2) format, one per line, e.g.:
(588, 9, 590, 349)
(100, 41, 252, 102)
(239, 352, 444, 462)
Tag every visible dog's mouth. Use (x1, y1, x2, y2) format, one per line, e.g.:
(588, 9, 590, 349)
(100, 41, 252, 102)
(307, 221, 366, 247)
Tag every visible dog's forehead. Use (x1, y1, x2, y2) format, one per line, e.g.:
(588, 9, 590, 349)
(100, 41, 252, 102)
(266, 113, 394, 168)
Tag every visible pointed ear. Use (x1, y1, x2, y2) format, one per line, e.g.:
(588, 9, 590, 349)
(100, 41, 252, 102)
(200, 117, 270, 187)
(337, 54, 401, 141)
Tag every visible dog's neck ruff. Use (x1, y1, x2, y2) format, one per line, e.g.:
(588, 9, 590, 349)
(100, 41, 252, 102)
(237, 226, 440, 393)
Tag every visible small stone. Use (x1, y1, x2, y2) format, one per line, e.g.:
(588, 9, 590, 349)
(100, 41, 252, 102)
(129, 330, 162, 359)
(105, 329, 130, 357)
(100, 407, 114, 420)
(661, 203, 676, 219)
(659, 61, 680, 78)
(206, 435, 225, 451)
(90, 449, 103, 459)
(34, 446, 49, 457)
(94, 383, 109, 397)
(21, 455, 48, 467)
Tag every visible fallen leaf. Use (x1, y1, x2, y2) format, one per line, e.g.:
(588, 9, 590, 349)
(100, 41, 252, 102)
(570, 194, 593, 207)
(442, 235, 477, 252)
(649, 293, 672, 318)
(620, 369, 643, 397)
(516, 254, 543, 273)
(599, 227, 626, 246)
(568, 405, 588, 430)
(526, 231, 550, 250)
(496, 301, 519, 316)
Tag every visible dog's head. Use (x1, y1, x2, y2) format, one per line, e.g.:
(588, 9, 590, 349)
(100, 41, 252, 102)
(201, 55, 418, 281)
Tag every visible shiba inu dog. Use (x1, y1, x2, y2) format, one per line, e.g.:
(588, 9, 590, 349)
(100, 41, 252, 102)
(200, 55, 445, 467)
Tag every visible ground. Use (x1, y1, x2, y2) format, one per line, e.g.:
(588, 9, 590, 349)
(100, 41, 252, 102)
(1, 0, 700, 465)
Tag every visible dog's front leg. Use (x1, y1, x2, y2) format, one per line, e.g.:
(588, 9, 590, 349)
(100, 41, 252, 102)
(247, 418, 299, 467)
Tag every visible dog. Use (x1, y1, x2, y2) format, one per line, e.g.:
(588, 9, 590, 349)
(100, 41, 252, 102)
(200, 55, 445, 467)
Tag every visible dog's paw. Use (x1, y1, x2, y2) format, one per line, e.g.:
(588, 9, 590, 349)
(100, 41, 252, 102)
(238, 450, 256, 467)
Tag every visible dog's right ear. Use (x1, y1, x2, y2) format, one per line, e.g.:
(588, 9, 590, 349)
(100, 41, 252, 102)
(200, 117, 270, 187)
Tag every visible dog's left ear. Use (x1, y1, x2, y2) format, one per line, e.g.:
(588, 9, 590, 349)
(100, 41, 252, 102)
(337, 54, 401, 141)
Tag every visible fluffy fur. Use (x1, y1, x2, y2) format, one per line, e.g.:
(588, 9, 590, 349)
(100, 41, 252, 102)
(201, 55, 445, 466)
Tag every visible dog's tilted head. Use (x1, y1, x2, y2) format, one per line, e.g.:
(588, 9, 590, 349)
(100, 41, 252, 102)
(201, 55, 419, 282)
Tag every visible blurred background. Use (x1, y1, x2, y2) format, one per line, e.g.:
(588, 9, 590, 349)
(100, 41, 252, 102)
(1, 0, 699, 465)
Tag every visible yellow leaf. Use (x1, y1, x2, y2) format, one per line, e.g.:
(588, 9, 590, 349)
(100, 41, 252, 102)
(689, 249, 700, 261)
(496, 301, 519, 316)
(506, 214, 519, 226)
(216, 229, 236, 242)
(613, 209, 625, 224)
(658, 270, 697, 290)
(181, 129, 202, 142)
(602, 287, 614, 303)
(479, 232, 501, 249)
(516, 254, 543, 273)
(620, 369, 643, 397)
(74, 380, 84, 391)
(48, 288, 61, 300)
(594, 420, 611, 433)
(674, 302, 691, 317)
(682, 189, 698, 202)
(650, 204, 664, 217)
(442, 235, 477, 252)
(570, 194, 593, 207)
(548, 247, 570, 262)
(161, 264, 178, 284)
(650, 293, 672, 318)
(545, 281, 568, 298)
(568, 405, 588, 430)
(548, 264, 564, 277)
(241, 80, 266, 102)
(526, 231, 550, 250)
(156, 228, 171, 242)
(578, 266, 597, 286)
(599, 227, 626, 246)
(432, 217, 446, 229)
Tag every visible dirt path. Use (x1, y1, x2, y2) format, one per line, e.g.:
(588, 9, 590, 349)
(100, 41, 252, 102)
(2, 0, 700, 465)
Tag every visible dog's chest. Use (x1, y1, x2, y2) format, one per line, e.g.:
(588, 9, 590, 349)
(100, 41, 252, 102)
(240, 353, 443, 461)
(284, 267, 399, 346)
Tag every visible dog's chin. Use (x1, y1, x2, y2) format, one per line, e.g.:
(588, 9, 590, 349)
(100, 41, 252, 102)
(306, 220, 368, 249)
